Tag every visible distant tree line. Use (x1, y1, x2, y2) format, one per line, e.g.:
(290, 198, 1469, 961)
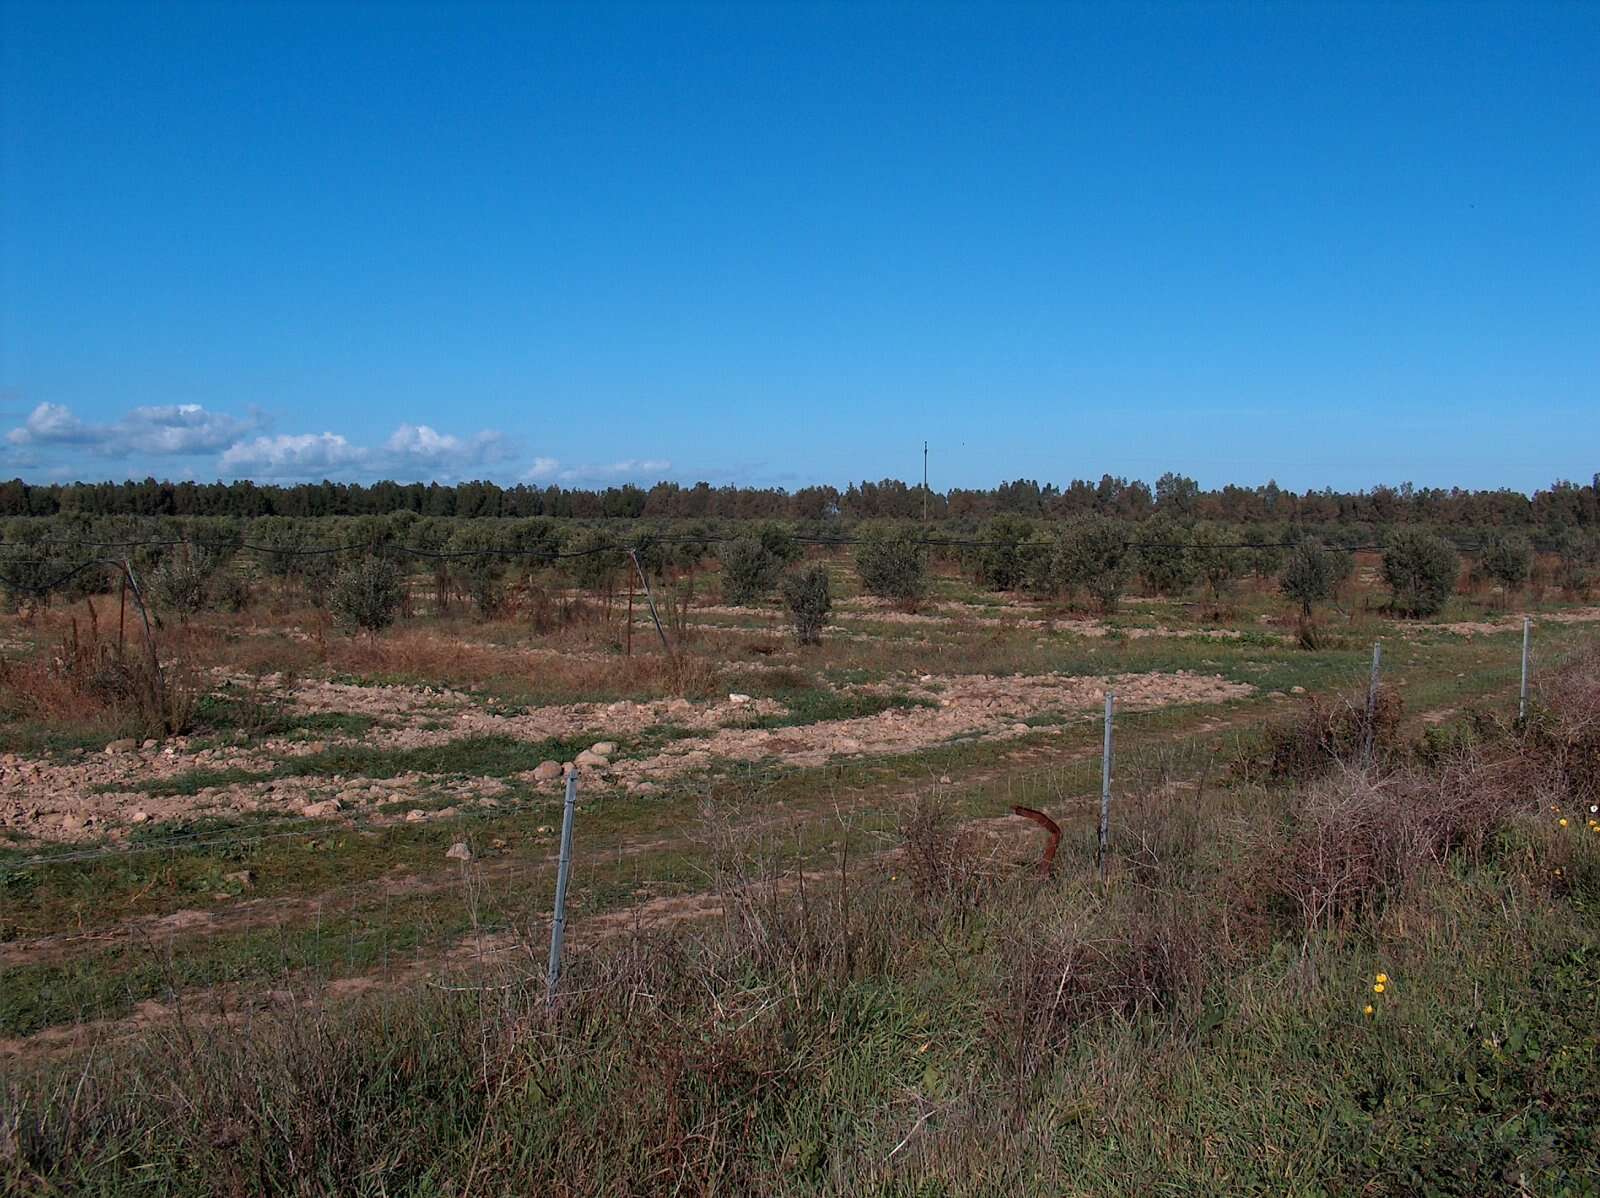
(0, 471, 1595, 529)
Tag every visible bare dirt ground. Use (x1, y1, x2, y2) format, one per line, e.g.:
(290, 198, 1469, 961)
(0, 669, 1248, 845)
(1423, 606, 1600, 637)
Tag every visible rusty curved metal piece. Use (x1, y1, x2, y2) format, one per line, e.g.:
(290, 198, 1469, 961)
(1010, 805, 1062, 877)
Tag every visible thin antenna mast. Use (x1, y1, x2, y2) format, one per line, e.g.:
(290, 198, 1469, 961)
(922, 441, 928, 525)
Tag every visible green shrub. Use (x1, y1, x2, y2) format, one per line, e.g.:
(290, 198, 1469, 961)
(208, 569, 253, 613)
(1191, 523, 1243, 602)
(978, 515, 1035, 591)
(330, 555, 406, 634)
(447, 525, 505, 618)
(779, 564, 831, 645)
(1135, 516, 1198, 597)
(1055, 518, 1132, 613)
(565, 528, 622, 598)
(854, 526, 928, 604)
(719, 525, 798, 605)
(147, 547, 222, 619)
(1477, 533, 1533, 594)
(1555, 528, 1600, 598)
(1381, 529, 1460, 617)
(1279, 540, 1352, 617)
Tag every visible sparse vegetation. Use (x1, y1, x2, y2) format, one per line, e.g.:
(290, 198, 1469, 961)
(1, 507, 1598, 1195)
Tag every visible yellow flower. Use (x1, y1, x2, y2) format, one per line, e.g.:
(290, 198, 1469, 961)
(1373, 982, 1386, 994)
(1375, 972, 1389, 985)
(1559, 818, 1569, 827)
(1363, 1004, 1375, 1017)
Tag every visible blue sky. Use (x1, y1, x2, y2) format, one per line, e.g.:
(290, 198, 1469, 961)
(2, 1, 1595, 492)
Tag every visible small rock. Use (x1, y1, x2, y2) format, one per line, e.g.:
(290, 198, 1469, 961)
(129, 809, 151, 824)
(537, 825, 553, 834)
(61, 813, 86, 832)
(445, 842, 473, 862)
(1291, 686, 1307, 695)
(590, 741, 618, 757)
(1011, 723, 1029, 734)
(575, 749, 610, 769)
(728, 693, 752, 705)
(141, 738, 159, 750)
(939, 775, 952, 784)
(405, 809, 428, 822)
(533, 760, 563, 782)
(490, 838, 507, 850)
(300, 799, 341, 819)
(224, 869, 255, 889)
(105, 738, 137, 754)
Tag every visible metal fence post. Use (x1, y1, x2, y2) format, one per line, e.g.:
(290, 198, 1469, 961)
(1362, 641, 1382, 764)
(546, 769, 579, 1000)
(1519, 617, 1531, 721)
(1098, 691, 1114, 883)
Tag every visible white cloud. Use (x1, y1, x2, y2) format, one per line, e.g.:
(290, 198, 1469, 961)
(219, 432, 366, 477)
(219, 423, 512, 482)
(523, 457, 672, 485)
(1, 402, 666, 488)
(7, 403, 92, 445)
(7, 401, 260, 455)
(121, 404, 259, 454)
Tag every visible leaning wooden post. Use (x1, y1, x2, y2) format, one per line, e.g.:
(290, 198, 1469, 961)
(546, 769, 579, 1001)
(628, 549, 673, 655)
(1098, 691, 1114, 884)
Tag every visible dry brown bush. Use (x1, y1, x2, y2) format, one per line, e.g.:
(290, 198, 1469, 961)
(0, 617, 197, 739)
(993, 892, 1203, 1070)
(1258, 685, 1403, 780)
(1262, 649, 1600, 937)
(901, 796, 990, 921)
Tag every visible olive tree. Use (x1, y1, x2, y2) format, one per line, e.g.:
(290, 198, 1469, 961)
(1477, 533, 1533, 596)
(854, 525, 928, 605)
(1055, 518, 1132, 613)
(1381, 530, 1460, 617)
(780, 564, 832, 645)
(330, 555, 406, 635)
(1279, 540, 1352, 617)
(1135, 516, 1198, 597)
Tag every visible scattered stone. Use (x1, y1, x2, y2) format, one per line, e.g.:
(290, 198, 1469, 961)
(1291, 686, 1307, 695)
(445, 842, 473, 862)
(728, 693, 753, 705)
(129, 809, 151, 824)
(141, 738, 159, 750)
(590, 741, 618, 757)
(105, 738, 137, 754)
(537, 825, 553, 834)
(224, 869, 255, 889)
(405, 809, 428, 822)
(575, 749, 610, 769)
(532, 760, 563, 782)
(939, 775, 952, 784)
(1011, 723, 1030, 734)
(300, 799, 341, 819)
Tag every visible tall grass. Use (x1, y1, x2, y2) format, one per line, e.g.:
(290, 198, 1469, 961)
(7, 651, 1600, 1194)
